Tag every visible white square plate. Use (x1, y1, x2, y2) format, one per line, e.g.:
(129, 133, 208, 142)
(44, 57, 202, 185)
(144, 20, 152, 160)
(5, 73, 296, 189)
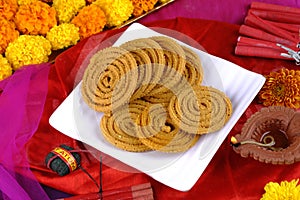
(49, 23, 265, 191)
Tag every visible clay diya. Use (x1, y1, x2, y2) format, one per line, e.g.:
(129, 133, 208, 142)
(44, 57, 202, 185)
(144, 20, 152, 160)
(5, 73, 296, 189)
(231, 106, 300, 164)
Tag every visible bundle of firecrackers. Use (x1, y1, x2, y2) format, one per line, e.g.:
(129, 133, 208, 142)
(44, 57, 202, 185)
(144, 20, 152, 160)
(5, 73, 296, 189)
(0, 0, 169, 81)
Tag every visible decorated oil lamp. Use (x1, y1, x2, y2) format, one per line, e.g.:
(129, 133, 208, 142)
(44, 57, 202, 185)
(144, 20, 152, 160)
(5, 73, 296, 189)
(231, 127, 289, 151)
(231, 106, 300, 164)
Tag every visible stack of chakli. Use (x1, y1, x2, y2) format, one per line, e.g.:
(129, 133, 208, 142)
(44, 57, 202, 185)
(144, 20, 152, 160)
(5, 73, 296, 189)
(81, 36, 232, 153)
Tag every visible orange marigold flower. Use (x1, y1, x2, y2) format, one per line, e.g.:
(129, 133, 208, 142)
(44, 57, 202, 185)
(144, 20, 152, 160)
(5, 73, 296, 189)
(0, 54, 13, 81)
(0, 0, 18, 20)
(0, 17, 19, 54)
(258, 68, 300, 109)
(131, 0, 158, 17)
(14, 1, 57, 35)
(93, 0, 133, 28)
(71, 4, 106, 39)
(17, 0, 38, 6)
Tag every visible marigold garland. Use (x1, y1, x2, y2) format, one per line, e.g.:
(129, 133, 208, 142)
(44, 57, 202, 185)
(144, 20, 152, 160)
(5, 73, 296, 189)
(46, 23, 80, 50)
(0, 0, 163, 72)
(261, 179, 300, 200)
(0, 17, 19, 54)
(5, 35, 52, 70)
(93, 0, 134, 27)
(0, 0, 18, 20)
(0, 54, 12, 81)
(71, 4, 106, 39)
(131, 0, 158, 17)
(52, 0, 86, 23)
(14, 1, 57, 35)
(258, 68, 300, 109)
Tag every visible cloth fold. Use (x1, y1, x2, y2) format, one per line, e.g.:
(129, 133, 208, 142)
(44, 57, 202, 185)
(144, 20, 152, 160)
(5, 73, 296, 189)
(0, 64, 51, 200)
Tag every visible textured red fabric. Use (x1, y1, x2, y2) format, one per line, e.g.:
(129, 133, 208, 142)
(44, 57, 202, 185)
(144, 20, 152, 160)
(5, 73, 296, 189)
(27, 17, 300, 199)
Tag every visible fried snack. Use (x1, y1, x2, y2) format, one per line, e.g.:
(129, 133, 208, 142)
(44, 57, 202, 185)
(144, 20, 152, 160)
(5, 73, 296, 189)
(136, 104, 200, 153)
(81, 46, 138, 113)
(181, 45, 204, 86)
(148, 36, 186, 95)
(100, 111, 151, 152)
(81, 35, 232, 154)
(120, 38, 166, 99)
(141, 84, 174, 109)
(168, 85, 232, 134)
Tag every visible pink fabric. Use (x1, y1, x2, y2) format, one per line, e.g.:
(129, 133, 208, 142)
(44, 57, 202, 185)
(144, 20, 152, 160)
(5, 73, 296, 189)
(140, 0, 300, 25)
(0, 64, 51, 200)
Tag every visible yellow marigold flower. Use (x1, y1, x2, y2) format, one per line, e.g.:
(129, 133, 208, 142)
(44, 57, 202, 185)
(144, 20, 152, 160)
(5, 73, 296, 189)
(93, 0, 133, 27)
(46, 23, 80, 50)
(0, 17, 19, 54)
(0, 0, 18, 20)
(17, 0, 38, 6)
(0, 54, 12, 81)
(53, 0, 86, 24)
(71, 4, 106, 39)
(14, 1, 57, 35)
(258, 68, 300, 109)
(261, 179, 300, 200)
(131, 0, 158, 17)
(5, 35, 51, 70)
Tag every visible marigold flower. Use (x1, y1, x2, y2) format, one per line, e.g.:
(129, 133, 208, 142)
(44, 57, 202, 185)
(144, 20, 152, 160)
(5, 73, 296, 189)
(17, 0, 38, 6)
(0, 54, 13, 81)
(52, 0, 86, 23)
(46, 23, 80, 50)
(131, 0, 158, 17)
(0, 0, 18, 20)
(0, 17, 19, 54)
(71, 4, 106, 39)
(14, 1, 57, 35)
(261, 179, 300, 200)
(258, 68, 300, 109)
(5, 35, 51, 70)
(93, 0, 133, 27)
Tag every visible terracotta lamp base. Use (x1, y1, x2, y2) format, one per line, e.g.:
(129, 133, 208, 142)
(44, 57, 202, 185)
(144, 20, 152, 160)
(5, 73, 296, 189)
(232, 106, 300, 165)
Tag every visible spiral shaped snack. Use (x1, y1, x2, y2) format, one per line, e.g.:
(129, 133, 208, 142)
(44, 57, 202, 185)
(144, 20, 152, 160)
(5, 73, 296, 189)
(181, 45, 204, 86)
(120, 38, 166, 98)
(100, 107, 151, 152)
(136, 104, 200, 152)
(81, 46, 138, 113)
(168, 85, 232, 134)
(80, 35, 231, 154)
(142, 85, 174, 109)
(148, 36, 186, 95)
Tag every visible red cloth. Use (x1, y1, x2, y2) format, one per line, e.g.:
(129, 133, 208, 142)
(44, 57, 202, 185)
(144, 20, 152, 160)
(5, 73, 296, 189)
(27, 17, 300, 199)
